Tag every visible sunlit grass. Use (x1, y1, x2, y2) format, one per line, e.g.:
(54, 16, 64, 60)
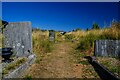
(66, 23, 120, 55)
(32, 30, 53, 64)
(0, 33, 3, 48)
(2, 57, 26, 75)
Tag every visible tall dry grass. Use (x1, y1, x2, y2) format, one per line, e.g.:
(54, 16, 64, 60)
(32, 30, 53, 63)
(55, 32, 65, 42)
(73, 23, 120, 77)
(65, 22, 120, 55)
(66, 27, 120, 41)
(0, 33, 2, 48)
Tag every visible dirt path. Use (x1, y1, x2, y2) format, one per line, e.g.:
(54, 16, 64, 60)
(26, 42, 83, 78)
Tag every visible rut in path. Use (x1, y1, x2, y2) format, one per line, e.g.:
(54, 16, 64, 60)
(27, 42, 83, 78)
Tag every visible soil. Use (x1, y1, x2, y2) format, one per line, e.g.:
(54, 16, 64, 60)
(26, 42, 83, 78)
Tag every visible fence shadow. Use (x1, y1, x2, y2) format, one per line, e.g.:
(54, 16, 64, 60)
(84, 56, 120, 80)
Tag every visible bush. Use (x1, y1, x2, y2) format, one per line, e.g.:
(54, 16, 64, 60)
(32, 31, 53, 54)
(65, 34, 75, 41)
(33, 39, 53, 54)
(40, 40, 53, 53)
(24, 75, 32, 80)
(2, 57, 26, 76)
(32, 31, 53, 64)
(76, 33, 99, 51)
(92, 23, 100, 29)
(76, 39, 90, 51)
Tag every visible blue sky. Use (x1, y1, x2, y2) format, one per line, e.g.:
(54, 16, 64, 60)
(2, 2, 119, 31)
(0, 2, 2, 18)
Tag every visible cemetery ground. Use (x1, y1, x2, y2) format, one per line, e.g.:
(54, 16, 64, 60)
(0, 22, 120, 79)
(25, 41, 84, 78)
(25, 23, 120, 79)
(25, 40, 120, 79)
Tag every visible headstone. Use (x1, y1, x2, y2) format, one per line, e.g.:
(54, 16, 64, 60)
(3, 22, 32, 57)
(49, 30, 55, 41)
(94, 40, 120, 58)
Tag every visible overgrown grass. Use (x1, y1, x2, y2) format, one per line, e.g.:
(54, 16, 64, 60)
(97, 57, 120, 77)
(71, 22, 120, 78)
(65, 34, 75, 41)
(72, 23, 120, 55)
(32, 30, 53, 53)
(0, 33, 3, 48)
(3, 57, 26, 75)
(32, 30, 53, 63)
(55, 32, 65, 42)
(24, 74, 32, 80)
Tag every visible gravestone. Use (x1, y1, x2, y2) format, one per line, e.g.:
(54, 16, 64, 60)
(3, 22, 32, 57)
(49, 30, 55, 41)
(94, 40, 120, 58)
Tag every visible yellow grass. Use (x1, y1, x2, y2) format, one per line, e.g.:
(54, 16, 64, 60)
(32, 30, 53, 63)
(0, 33, 2, 48)
(32, 30, 49, 40)
(66, 26, 120, 40)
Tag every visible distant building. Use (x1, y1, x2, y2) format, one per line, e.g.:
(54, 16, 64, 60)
(58, 31, 66, 35)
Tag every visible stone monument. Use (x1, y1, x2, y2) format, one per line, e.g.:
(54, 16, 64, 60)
(3, 21, 32, 57)
(94, 40, 120, 58)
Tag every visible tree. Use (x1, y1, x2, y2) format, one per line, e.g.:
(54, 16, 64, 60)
(32, 27, 40, 31)
(73, 28, 81, 32)
(92, 23, 100, 29)
(86, 28, 89, 31)
(76, 28, 81, 31)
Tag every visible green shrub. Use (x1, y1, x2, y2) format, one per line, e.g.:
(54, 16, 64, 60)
(78, 60, 89, 65)
(3, 58, 26, 75)
(92, 23, 100, 29)
(100, 59, 120, 76)
(24, 75, 32, 80)
(76, 39, 90, 51)
(110, 66, 119, 73)
(33, 35, 53, 54)
(40, 40, 53, 53)
(16, 58, 26, 65)
(33, 36, 53, 64)
(65, 34, 74, 41)
(76, 33, 99, 51)
(101, 61, 110, 67)
(6, 64, 16, 71)
(2, 69, 9, 75)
